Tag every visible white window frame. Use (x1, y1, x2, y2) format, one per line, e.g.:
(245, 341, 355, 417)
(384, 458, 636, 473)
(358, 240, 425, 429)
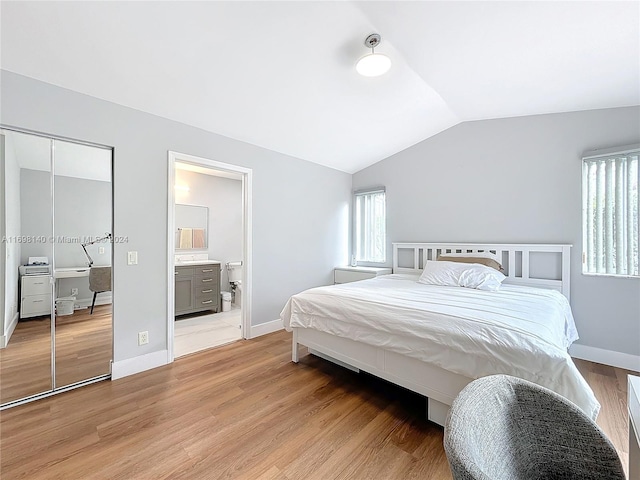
(581, 144, 639, 278)
(353, 187, 386, 264)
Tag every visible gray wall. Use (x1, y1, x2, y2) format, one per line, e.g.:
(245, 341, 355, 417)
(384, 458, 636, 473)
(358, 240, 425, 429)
(20, 169, 111, 302)
(353, 107, 640, 357)
(1, 70, 351, 363)
(19, 169, 52, 264)
(175, 169, 243, 289)
(53, 174, 112, 269)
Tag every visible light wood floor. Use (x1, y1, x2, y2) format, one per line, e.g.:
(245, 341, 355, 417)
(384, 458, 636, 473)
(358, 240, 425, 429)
(0, 330, 635, 479)
(0, 305, 112, 405)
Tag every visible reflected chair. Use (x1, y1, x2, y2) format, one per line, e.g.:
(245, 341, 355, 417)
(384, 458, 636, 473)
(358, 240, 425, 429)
(444, 374, 625, 480)
(89, 266, 111, 314)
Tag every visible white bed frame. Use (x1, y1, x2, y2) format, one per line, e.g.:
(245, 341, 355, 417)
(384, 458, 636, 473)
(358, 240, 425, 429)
(291, 243, 572, 426)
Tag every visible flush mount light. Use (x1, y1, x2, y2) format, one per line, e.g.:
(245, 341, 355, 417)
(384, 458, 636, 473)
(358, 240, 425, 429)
(356, 33, 391, 77)
(174, 184, 190, 192)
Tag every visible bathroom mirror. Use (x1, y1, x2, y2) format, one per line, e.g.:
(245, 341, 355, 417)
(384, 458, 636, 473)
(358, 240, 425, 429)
(175, 204, 208, 250)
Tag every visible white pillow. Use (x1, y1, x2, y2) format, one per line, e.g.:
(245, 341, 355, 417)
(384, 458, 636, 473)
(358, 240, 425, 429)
(417, 260, 506, 291)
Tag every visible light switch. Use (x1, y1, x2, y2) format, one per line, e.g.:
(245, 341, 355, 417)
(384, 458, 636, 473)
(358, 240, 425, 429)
(98, 247, 105, 254)
(127, 251, 138, 265)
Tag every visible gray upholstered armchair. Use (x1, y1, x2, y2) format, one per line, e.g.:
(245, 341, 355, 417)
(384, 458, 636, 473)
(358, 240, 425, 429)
(88, 266, 111, 314)
(444, 374, 625, 480)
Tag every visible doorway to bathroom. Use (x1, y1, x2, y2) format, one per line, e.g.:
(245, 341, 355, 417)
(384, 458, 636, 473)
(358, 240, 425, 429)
(167, 151, 252, 361)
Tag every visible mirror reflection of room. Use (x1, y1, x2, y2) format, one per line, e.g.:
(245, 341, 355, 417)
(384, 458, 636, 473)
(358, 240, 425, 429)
(1, 130, 53, 404)
(0, 128, 113, 406)
(53, 138, 112, 388)
(173, 162, 243, 357)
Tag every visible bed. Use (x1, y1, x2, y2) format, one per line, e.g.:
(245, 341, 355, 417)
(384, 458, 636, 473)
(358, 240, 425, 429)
(281, 243, 600, 426)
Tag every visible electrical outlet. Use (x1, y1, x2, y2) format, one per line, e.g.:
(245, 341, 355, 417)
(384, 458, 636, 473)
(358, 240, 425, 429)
(98, 246, 105, 254)
(138, 331, 149, 346)
(71, 288, 78, 296)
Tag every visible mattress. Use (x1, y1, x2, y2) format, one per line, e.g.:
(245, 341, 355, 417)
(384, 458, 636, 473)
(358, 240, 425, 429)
(281, 274, 600, 419)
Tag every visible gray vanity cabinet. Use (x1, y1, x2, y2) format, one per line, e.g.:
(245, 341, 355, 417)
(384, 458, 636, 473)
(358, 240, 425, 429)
(175, 267, 196, 314)
(174, 263, 220, 316)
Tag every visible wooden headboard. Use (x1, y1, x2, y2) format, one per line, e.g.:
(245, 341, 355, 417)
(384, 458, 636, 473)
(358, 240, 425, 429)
(392, 243, 572, 300)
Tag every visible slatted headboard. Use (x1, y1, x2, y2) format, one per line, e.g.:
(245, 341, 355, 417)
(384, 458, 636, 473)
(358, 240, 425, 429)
(392, 243, 572, 300)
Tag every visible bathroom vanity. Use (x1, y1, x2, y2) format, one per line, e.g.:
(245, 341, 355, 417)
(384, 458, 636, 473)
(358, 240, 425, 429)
(174, 261, 221, 316)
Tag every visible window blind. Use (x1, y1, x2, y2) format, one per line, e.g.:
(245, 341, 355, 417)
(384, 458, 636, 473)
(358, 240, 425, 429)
(582, 148, 639, 276)
(354, 187, 386, 263)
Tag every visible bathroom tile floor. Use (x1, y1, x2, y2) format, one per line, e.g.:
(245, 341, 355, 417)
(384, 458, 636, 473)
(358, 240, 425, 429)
(174, 306, 242, 358)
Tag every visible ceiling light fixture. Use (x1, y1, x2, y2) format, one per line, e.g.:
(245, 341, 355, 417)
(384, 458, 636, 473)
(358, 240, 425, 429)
(356, 33, 391, 77)
(174, 184, 190, 192)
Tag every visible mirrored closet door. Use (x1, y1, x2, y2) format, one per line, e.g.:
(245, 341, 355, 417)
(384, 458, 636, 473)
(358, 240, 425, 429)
(0, 127, 113, 408)
(0, 130, 54, 404)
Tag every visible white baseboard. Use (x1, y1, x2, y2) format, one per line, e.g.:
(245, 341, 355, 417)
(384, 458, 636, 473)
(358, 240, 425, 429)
(111, 349, 168, 380)
(0, 312, 19, 349)
(250, 319, 284, 339)
(570, 343, 640, 372)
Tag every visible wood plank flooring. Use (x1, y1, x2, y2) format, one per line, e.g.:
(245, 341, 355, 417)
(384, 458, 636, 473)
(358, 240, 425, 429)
(0, 330, 635, 479)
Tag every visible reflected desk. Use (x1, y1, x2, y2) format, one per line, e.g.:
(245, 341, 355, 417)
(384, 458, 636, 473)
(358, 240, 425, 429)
(54, 267, 90, 279)
(54, 267, 90, 312)
(19, 267, 90, 319)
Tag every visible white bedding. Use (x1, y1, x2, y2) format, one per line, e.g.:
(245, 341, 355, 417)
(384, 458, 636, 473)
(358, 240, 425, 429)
(280, 274, 600, 419)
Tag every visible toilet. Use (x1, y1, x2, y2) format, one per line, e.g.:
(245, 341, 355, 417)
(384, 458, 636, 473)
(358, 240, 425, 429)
(227, 261, 243, 307)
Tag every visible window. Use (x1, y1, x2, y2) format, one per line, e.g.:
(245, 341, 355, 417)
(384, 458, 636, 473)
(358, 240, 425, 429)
(582, 146, 639, 277)
(354, 187, 386, 263)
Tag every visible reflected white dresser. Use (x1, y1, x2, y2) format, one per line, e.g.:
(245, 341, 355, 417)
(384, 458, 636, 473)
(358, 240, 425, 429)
(20, 274, 51, 319)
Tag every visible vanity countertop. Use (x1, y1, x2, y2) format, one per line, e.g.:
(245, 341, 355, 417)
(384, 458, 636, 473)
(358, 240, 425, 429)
(175, 260, 221, 266)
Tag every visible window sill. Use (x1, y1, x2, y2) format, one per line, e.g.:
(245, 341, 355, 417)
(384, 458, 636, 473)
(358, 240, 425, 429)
(582, 272, 640, 280)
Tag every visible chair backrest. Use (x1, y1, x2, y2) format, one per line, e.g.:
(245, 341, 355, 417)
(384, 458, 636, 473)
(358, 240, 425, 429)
(89, 266, 112, 293)
(443, 375, 625, 480)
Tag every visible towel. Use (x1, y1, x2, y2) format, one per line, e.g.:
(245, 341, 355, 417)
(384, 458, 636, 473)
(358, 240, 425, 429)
(192, 229, 206, 249)
(179, 228, 193, 249)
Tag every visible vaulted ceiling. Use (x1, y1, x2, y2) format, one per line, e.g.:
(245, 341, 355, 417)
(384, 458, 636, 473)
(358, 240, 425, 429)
(1, 1, 638, 173)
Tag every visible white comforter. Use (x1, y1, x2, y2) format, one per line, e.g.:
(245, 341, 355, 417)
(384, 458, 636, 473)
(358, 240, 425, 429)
(280, 274, 600, 419)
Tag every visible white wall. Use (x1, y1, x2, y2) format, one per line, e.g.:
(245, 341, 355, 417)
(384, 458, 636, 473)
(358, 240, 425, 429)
(175, 169, 242, 289)
(353, 106, 640, 359)
(1, 70, 351, 366)
(2, 133, 22, 340)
